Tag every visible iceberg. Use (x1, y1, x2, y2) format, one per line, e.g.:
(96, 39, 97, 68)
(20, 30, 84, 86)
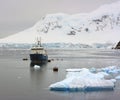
(49, 68, 117, 92)
(50, 78, 114, 91)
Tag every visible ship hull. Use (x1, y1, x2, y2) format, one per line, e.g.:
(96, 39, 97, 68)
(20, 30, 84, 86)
(30, 54, 48, 64)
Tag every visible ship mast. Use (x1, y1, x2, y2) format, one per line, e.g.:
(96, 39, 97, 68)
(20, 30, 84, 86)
(36, 37, 42, 47)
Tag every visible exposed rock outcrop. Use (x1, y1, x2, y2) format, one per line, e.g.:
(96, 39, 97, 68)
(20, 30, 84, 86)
(115, 41, 120, 49)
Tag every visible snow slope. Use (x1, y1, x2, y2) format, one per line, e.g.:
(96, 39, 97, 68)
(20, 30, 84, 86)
(0, 1, 120, 44)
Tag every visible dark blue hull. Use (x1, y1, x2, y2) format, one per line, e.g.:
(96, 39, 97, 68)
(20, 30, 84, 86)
(30, 54, 48, 64)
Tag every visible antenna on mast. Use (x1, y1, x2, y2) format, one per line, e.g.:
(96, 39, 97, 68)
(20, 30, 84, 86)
(40, 37, 42, 46)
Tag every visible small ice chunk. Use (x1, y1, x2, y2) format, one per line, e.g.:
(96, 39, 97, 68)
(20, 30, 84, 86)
(90, 67, 97, 73)
(115, 76, 120, 80)
(34, 65, 41, 69)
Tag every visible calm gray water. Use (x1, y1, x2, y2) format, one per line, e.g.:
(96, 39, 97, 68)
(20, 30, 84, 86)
(0, 49, 120, 100)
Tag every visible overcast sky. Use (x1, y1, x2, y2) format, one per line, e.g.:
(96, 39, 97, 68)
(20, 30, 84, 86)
(0, 0, 119, 38)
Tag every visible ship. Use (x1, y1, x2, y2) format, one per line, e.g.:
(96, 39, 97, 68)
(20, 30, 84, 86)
(30, 38, 48, 65)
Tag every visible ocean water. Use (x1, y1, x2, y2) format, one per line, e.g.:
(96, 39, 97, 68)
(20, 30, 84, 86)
(0, 49, 120, 100)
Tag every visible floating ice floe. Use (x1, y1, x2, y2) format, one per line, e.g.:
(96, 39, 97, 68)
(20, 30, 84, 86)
(49, 67, 120, 92)
(101, 66, 120, 74)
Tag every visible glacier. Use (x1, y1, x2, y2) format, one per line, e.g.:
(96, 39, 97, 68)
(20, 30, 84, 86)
(49, 66, 120, 92)
(0, 42, 115, 49)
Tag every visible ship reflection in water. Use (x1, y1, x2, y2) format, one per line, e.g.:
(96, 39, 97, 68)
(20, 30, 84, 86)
(29, 37, 48, 66)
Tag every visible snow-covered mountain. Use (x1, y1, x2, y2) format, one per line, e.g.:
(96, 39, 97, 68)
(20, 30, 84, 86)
(0, 1, 120, 44)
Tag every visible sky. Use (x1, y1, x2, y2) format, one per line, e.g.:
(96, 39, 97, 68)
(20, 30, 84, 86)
(0, 0, 119, 38)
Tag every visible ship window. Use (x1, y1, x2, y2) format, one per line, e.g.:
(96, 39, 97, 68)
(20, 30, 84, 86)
(31, 49, 46, 54)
